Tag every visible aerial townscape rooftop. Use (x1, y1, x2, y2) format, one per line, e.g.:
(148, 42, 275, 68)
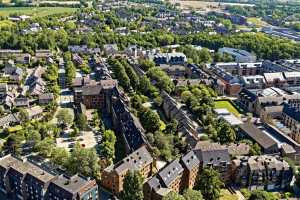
(0, 0, 300, 200)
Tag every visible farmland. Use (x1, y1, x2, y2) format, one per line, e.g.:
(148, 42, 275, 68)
(0, 7, 77, 17)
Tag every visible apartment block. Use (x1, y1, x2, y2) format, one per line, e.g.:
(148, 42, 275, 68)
(231, 155, 292, 191)
(218, 47, 257, 63)
(193, 141, 231, 182)
(0, 155, 98, 200)
(282, 100, 300, 143)
(144, 160, 184, 200)
(74, 79, 117, 109)
(101, 146, 153, 194)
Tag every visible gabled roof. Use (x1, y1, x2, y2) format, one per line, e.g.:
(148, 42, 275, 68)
(239, 123, 277, 150)
(158, 160, 184, 187)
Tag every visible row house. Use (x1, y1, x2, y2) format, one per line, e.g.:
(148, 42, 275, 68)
(144, 160, 184, 200)
(111, 96, 147, 152)
(160, 91, 199, 147)
(144, 142, 232, 200)
(209, 62, 263, 76)
(151, 52, 187, 65)
(282, 100, 300, 143)
(0, 155, 98, 200)
(68, 45, 101, 55)
(231, 155, 292, 191)
(101, 146, 153, 194)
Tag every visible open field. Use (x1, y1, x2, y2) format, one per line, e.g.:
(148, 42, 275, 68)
(0, 7, 77, 17)
(247, 17, 269, 27)
(170, 0, 254, 10)
(214, 100, 241, 116)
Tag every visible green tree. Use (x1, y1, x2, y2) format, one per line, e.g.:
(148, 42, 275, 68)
(66, 143, 100, 177)
(196, 168, 223, 200)
(165, 119, 178, 135)
(50, 147, 69, 166)
(140, 109, 160, 133)
(217, 120, 236, 144)
(183, 189, 203, 200)
(56, 109, 73, 127)
(34, 137, 55, 157)
(4, 133, 25, 155)
(139, 59, 155, 71)
(99, 130, 116, 163)
(76, 113, 88, 130)
(163, 192, 185, 200)
(122, 171, 144, 200)
(18, 108, 29, 123)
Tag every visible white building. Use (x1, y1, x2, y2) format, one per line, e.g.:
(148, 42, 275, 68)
(218, 47, 257, 63)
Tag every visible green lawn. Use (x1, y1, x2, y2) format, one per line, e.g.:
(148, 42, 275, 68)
(214, 100, 241, 117)
(247, 17, 269, 27)
(0, 7, 77, 17)
(220, 189, 239, 200)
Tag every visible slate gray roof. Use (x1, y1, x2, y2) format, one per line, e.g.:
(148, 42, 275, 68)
(180, 151, 200, 171)
(82, 85, 102, 96)
(0, 114, 19, 127)
(39, 93, 54, 100)
(50, 174, 92, 195)
(193, 141, 230, 166)
(158, 160, 184, 187)
(0, 155, 55, 183)
(105, 146, 153, 175)
(146, 176, 162, 192)
(239, 123, 277, 150)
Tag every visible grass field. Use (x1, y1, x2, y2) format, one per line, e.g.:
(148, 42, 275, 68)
(214, 100, 241, 116)
(0, 7, 77, 17)
(220, 189, 239, 200)
(247, 17, 269, 27)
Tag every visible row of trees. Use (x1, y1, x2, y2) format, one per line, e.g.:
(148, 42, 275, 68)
(1, 15, 300, 61)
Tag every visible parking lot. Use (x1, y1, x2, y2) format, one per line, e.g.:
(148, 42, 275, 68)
(56, 130, 100, 151)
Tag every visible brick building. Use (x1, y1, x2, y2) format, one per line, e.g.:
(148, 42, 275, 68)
(74, 79, 117, 109)
(101, 146, 153, 194)
(231, 155, 292, 191)
(0, 155, 98, 200)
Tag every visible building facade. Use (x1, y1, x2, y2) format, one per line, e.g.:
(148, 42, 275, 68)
(231, 155, 293, 191)
(0, 155, 98, 200)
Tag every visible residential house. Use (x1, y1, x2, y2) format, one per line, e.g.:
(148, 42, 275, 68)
(3, 63, 24, 83)
(101, 146, 153, 194)
(74, 80, 117, 109)
(180, 151, 200, 189)
(193, 141, 231, 182)
(0, 114, 19, 128)
(45, 174, 98, 200)
(103, 44, 118, 56)
(26, 106, 43, 120)
(14, 96, 29, 107)
(39, 93, 54, 105)
(161, 91, 199, 147)
(282, 100, 300, 143)
(238, 87, 299, 117)
(111, 96, 147, 152)
(151, 53, 187, 65)
(0, 155, 99, 200)
(231, 155, 293, 191)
